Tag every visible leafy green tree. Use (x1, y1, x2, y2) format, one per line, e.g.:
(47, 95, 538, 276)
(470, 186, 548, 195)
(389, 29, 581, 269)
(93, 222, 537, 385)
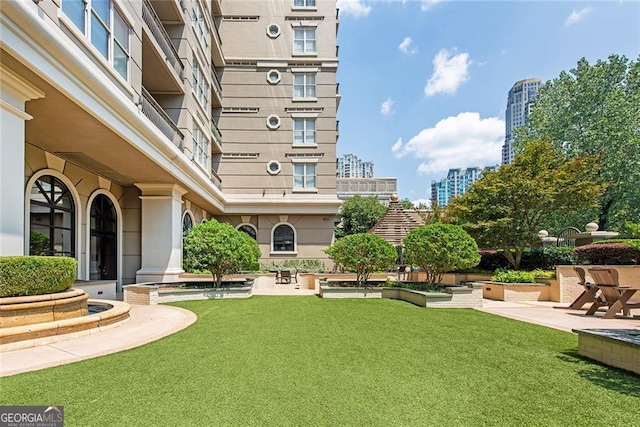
(403, 224, 480, 288)
(324, 233, 397, 286)
(183, 220, 261, 287)
(515, 54, 640, 231)
(400, 198, 415, 210)
(447, 140, 604, 270)
(336, 195, 386, 237)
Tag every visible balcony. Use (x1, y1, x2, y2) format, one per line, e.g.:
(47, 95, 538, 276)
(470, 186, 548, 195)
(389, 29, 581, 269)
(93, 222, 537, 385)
(211, 67, 222, 107)
(211, 121, 223, 153)
(141, 87, 185, 151)
(142, 0, 184, 84)
(210, 168, 222, 190)
(336, 82, 341, 108)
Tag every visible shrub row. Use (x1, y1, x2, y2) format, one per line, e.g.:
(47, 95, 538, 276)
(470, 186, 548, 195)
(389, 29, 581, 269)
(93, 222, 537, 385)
(0, 256, 77, 297)
(573, 241, 640, 265)
(475, 246, 575, 271)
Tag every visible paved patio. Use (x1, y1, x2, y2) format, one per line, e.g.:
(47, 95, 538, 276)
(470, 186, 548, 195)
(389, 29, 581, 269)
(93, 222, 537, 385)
(1, 297, 638, 377)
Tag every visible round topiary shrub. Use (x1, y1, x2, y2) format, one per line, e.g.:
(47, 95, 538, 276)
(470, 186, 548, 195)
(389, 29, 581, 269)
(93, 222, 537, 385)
(0, 256, 78, 297)
(404, 223, 480, 288)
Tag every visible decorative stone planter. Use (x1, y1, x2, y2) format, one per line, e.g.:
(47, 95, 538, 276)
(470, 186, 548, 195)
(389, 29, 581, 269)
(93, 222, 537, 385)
(383, 283, 483, 308)
(482, 282, 550, 301)
(319, 286, 384, 298)
(0, 288, 89, 328)
(124, 283, 253, 304)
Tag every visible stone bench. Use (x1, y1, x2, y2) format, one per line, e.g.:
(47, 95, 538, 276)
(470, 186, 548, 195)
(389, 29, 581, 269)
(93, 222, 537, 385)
(572, 328, 640, 375)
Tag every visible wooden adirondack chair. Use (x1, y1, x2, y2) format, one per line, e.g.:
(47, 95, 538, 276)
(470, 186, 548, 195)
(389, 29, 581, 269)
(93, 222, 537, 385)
(586, 268, 640, 317)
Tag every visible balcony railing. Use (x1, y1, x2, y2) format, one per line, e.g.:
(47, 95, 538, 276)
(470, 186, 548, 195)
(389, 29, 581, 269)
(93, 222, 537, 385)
(141, 86, 185, 150)
(211, 68, 222, 97)
(210, 168, 222, 189)
(211, 121, 223, 146)
(142, 0, 184, 80)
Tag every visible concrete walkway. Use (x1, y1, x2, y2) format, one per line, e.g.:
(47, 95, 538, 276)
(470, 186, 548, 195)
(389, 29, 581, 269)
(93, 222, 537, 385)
(477, 299, 640, 333)
(1, 296, 638, 377)
(0, 304, 196, 377)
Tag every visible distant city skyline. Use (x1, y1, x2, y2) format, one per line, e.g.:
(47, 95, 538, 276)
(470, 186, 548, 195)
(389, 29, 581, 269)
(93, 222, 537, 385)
(431, 166, 498, 207)
(335, 0, 640, 205)
(502, 78, 541, 165)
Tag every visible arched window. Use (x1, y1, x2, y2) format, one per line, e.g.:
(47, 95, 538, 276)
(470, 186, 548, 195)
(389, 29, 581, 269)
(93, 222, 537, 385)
(272, 224, 295, 252)
(90, 194, 117, 280)
(237, 224, 257, 240)
(183, 212, 194, 237)
(29, 175, 76, 257)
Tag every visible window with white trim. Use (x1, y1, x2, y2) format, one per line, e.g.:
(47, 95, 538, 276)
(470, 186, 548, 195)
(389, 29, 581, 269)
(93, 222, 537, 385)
(294, 0, 316, 7)
(272, 224, 295, 252)
(193, 122, 210, 170)
(62, 0, 131, 80)
(192, 55, 210, 112)
(192, 0, 210, 50)
(293, 118, 316, 144)
(293, 162, 317, 189)
(293, 73, 316, 99)
(237, 224, 257, 240)
(182, 212, 194, 237)
(293, 27, 316, 54)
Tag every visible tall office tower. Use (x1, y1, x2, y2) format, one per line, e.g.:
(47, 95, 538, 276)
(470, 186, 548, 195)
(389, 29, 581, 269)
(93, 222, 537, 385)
(430, 166, 498, 206)
(336, 154, 374, 178)
(501, 78, 541, 164)
(1, 0, 340, 287)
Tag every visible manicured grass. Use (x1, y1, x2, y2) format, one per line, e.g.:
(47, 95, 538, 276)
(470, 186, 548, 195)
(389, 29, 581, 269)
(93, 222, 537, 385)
(1, 297, 638, 426)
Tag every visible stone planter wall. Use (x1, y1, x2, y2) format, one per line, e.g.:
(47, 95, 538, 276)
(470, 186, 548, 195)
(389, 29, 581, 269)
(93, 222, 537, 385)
(574, 328, 640, 375)
(124, 284, 252, 305)
(482, 282, 550, 302)
(73, 280, 117, 300)
(383, 284, 483, 308)
(319, 286, 384, 298)
(0, 289, 89, 328)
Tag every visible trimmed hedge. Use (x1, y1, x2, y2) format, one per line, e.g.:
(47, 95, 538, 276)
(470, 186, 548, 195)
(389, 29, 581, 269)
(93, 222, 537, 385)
(491, 269, 537, 283)
(475, 247, 574, 272)
(519, 246, 575, 270)
(573, 242, 640, 265)
(0, 256, 77, 297)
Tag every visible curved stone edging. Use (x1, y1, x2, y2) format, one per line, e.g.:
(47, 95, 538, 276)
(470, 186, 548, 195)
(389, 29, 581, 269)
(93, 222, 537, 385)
(0, 299, 131, 351)
(0, 288, 89, 328)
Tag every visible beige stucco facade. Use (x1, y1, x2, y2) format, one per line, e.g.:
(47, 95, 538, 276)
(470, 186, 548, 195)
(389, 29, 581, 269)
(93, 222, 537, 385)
(1, 0, 340, 289)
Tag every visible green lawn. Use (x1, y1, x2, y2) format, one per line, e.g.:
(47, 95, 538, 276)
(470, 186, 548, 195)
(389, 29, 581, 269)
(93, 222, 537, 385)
(1, 297, 638, 426)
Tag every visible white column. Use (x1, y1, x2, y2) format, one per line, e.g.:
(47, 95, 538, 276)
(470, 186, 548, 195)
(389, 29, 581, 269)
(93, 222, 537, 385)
(0, 65, 45, 255)
(135, 183, 188, 283)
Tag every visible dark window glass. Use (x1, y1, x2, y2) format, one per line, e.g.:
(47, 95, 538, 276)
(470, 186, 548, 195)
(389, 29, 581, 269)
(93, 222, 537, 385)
(29, 175, 75, 257)
(273, 224, 294, 252)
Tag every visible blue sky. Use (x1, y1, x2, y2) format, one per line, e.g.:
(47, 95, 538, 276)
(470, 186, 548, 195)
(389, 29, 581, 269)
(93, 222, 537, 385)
(335, 0, 640, 205)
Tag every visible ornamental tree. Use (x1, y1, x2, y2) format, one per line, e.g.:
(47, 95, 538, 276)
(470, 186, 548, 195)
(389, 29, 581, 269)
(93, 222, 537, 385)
(324, 233, 397, 286)
(446, 140, 604, 270)
(336, 195, 387, 237)
(183, 219, 261, 287)
(403, 224, 480, 288)
(515, 54, 640, 230)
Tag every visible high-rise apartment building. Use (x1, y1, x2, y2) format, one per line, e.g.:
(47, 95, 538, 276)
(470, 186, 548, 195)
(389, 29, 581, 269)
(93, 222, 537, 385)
(501, 78, 541, 164)
(336, 154, 374, 178)
(431, 166, 497, 206)
(0, 0, 340, 288)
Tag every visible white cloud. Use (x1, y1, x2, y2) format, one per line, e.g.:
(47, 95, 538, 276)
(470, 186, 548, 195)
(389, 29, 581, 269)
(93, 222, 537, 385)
(565, 7, 592, 26)
(425, 49, 471, 96)
(392, 112, 504, 176)
(399, 37, 418, 55)
(391, 137, 403, 153)
(381, 98, 395, 116)
(421, 0, 444, 12)
(337, 0, 372, 18)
